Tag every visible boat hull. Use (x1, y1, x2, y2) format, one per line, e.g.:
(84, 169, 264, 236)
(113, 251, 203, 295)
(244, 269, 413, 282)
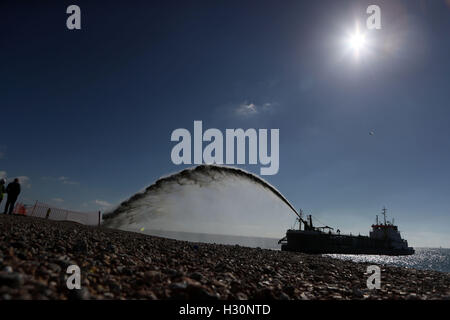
(281, 230, 415, 256)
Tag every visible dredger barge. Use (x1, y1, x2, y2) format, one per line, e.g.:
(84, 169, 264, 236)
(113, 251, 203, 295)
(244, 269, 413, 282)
(279, 208, 414, 255)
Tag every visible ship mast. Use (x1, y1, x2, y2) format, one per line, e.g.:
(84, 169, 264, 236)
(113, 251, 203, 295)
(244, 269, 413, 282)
(382, 207, 387, 225)
(296, 209, 312, 231)
(298, 209, 303, 230)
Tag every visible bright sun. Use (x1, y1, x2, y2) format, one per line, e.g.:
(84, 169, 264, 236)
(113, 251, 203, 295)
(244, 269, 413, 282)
(348, 31, 366, 52)
(345, 28, 368, 58)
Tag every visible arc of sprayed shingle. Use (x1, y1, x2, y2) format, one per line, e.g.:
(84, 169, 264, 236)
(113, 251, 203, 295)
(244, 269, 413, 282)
(102, 164, 298, 225)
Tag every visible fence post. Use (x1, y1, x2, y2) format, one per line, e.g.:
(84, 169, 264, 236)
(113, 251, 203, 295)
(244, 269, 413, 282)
(98, 211, 101, 227)
(30, 200, 38, 217)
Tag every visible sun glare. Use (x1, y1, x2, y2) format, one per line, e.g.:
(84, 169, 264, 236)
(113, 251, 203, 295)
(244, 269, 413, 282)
(348, 31, 366, 53)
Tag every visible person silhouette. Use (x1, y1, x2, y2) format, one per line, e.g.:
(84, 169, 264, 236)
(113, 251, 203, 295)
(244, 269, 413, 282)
(4, 178, 21, 215)
(0, 179, 6, 208)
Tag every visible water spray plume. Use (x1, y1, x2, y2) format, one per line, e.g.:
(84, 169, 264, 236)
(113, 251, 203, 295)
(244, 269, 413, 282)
(103, 165, 298, 238)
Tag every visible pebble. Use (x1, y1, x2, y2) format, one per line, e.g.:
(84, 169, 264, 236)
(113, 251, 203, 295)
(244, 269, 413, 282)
(3, 266, 13, 273)
(67, 288, 91, 300)
(0, 272, 24, 288)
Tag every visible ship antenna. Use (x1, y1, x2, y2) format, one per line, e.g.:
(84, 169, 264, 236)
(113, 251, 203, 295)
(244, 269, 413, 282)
(382, 207, 387, 225)
(376, 215, 378, 225)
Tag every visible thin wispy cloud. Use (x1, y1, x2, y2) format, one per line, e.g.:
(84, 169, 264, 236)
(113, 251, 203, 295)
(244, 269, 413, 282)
(235, 102, 276, 117)
(51, 198, 64, 203)
(95, 199, 112, 207)
(63, 181, 79, 185)
(42, 176, 79, 185)
(58, 176, 79, 185)
(236, 102, 258, 116)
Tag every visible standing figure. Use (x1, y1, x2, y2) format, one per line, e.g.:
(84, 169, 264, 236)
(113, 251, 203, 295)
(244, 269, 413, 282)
(0, 179, 6, 208)
(4, 178, 21, 215)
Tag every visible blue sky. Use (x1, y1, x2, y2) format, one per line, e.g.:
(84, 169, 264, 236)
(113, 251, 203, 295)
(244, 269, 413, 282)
(1, 0, 450, 246)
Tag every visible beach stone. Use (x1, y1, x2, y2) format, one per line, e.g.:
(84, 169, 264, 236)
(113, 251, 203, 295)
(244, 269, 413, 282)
(0, 272, 24, 288)
(3, 266, 13, 273)
(278, 292, 290, 300)
(67, 288, 91, 300)
(73, 240, 88, 253)
(47, 263, 62, 273)
(1, 293, 12, 300)
(190, 272, 204, 282)
(235, 292, 248, 300)
(169, 282, 187, 290)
